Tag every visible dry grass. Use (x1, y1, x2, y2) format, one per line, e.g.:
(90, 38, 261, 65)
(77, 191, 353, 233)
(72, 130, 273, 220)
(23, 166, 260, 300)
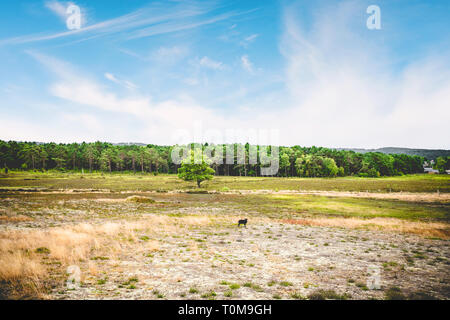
(1, 210, 448, 299)
(91, 195, 157, 203)
(0, 215, 33, 223)
(282, 217, 450, 239)
(125, 195, 156, 203)
(235, 190, 450, 203)
(2, 171, 449, 193)
(0, 214, 215, 299)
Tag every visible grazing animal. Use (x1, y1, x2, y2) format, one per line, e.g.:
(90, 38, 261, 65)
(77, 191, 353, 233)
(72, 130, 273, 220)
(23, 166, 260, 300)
(238, 218, 248, 228)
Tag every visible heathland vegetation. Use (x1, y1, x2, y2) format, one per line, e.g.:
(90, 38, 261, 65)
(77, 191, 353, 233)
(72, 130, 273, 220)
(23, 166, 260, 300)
(1, 142, 449, 300)
(0, 173, 449, 300)
(0, 140, 430, 178)
(1, 171, 449, 193)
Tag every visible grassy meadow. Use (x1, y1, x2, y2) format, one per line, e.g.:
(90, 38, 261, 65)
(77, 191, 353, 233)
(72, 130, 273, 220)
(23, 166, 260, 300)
(1, 171, 449, 193)
(0, 171, 449, 300)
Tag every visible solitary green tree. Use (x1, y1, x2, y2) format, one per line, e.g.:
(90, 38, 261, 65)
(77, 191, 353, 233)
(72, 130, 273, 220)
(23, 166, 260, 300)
(178, 149, 215, 187)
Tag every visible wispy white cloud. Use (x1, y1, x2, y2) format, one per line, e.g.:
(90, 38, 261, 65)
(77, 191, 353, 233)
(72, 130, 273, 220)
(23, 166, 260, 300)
(126, 11, 242, 40)
(275, 1, 450, 148)
(0, 2, 249, 46)
(118, 48, 145, 61)
(4, 1, 449, 149)
(151, 46, 189, 64)
(104, 72, 119, 83)
(123, 80, 139, 90)
(241, 55, 253, 73)
(245, 34, 259, 42)
(104, 73, 138, 90)
(240, 33, 259, 47)
(199, 56, 224, 70)
(24, 52, 283, 145)
(45, 0, 67, 20)
(0, 10, 135, 45)
(26, 52, 232, 144)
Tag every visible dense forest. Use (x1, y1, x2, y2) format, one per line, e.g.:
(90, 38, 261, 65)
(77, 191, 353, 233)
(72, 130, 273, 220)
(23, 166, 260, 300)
(0, 140, 432, 177)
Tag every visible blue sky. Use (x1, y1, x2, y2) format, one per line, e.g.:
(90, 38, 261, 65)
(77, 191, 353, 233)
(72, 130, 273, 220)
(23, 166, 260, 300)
(0, 0, 449, 148)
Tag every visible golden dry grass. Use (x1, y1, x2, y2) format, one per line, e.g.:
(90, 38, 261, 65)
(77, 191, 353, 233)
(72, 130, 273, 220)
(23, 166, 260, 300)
(281, 217, 450, 239)
(1, 208, 448, 299)
(0, 214, 217, 299)
(232, 189, 450, 203)
(125, 195, 156, 203)
(0, 215, 33, 223)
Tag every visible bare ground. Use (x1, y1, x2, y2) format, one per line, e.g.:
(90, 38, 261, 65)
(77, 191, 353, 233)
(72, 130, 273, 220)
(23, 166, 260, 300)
(54, 219, 450, 300)
(0, 192, 449, 300)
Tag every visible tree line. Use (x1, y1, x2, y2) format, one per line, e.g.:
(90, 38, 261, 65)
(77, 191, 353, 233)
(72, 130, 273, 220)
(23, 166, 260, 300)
(0, 140, 426, 177)
(434, 156, 450, 174)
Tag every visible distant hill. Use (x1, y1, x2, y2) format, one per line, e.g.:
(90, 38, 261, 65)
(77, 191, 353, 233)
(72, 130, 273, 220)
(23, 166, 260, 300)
(338, 147, 450, 161)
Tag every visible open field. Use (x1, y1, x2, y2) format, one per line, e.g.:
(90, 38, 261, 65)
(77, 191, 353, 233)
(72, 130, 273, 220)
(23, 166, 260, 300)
(0, 173, 449, 300)
(1, 171, 449, 193)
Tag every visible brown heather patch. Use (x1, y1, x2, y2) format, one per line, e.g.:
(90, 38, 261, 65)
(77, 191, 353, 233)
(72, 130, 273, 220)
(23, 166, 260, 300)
(281, 217, 450, 239)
